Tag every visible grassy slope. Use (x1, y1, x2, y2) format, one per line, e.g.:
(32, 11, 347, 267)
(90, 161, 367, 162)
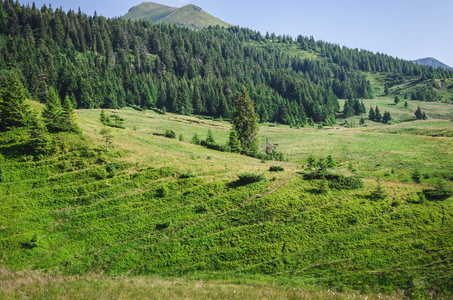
(123, 2, 231, 29)
(1, 100, 452, 298)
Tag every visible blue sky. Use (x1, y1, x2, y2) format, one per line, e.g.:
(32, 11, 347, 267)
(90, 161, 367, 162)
(25, 0, 453, 67)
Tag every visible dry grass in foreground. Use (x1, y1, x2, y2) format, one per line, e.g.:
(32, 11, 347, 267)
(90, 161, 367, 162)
(0, 268, 404, 300)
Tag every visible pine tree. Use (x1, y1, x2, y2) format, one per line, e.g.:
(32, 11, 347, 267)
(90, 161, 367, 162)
(61, 95, 81, 133)
(394, 95, 400, 105)
(42, 88, 63, 132)
(206, 128, 216, 145)
(232, 87, 259, 154)
(382, 111, 392, 124)
(384, 83, 389, 96)
(414, 106, 423, 120)
(368, 107, 376, 121)
(326, 155, 336, 169)
(191, 133, 201, 145)
(228, 129, 242, 153)
(375, 106, 382, 122)
(100, 109, 109, 125)
(29, 114, 53, 155)
(0, 73, 30, 130)
(100, 127, 114, 152)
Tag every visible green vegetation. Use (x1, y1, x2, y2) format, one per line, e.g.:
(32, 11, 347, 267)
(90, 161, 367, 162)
(1, 0, 452, 130)
(123, 2, 231, 29)
(0, 101, 452, 298)
(1, 1, 453, 298)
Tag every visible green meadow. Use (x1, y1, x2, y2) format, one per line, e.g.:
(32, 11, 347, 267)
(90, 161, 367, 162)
(0, 99, 452, 299)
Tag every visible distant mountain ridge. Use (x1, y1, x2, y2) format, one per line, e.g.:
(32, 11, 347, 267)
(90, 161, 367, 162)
(123, 2, 231, 29)
(413, 57, 452, 70)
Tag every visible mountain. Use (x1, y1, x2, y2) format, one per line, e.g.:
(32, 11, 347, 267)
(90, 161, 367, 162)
(413, 57, 452, 70)
(123, 2, 231, 29)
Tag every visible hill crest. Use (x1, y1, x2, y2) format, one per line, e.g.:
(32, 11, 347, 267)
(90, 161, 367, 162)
(123, 2, 230, 29)
(413, 57, 452, 70)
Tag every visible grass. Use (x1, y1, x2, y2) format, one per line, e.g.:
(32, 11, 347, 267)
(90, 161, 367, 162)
(0, 100, 452, 298)
(0, 268, 406, 300)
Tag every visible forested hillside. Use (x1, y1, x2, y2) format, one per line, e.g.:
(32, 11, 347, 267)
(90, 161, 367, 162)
(1, 0, 451, 126)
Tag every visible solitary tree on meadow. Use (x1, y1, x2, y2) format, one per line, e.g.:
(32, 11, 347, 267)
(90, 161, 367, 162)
(232, 87, 259, 154)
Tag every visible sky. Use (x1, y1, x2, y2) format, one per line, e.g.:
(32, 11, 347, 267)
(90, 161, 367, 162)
(25, 0, 453, 67)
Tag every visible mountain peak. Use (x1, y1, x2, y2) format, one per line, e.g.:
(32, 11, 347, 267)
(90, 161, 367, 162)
(413, 57, 452, 70)
(123, 2, 230, 29)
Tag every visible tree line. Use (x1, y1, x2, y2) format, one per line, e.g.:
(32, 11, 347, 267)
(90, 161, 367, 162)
(0, 0, 451, 126)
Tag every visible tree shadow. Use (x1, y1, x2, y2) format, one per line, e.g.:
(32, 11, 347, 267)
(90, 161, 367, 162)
(0, 142, 33, 159)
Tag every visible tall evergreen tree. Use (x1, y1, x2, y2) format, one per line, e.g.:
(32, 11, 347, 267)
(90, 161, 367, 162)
(0, 73, 30, 130)
(42, 88, 63, 132)
(394, 95, 400, 105)
(414, 106, 423, 120)
(368, 107, 376, 121)
(232, 87, 259, 154)
(61, 95, 81, 133)
(228, 129, 242, 153)
(375, 106, 382, 122)
(29, 113, 53, 155)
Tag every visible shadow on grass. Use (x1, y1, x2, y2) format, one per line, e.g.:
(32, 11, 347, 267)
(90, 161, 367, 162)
(0, 142, 33, 159)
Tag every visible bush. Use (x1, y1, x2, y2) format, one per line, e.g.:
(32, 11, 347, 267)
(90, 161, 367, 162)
(156, 186, 168, 197)
(304, 172, 364, 190)
(155, 221, 171, 230)
(328, 174, 364, 190)
(179, 173, 196, 179)
(238, 173, 266, 184)
(269, 166, 284, 172)
(423, 188, 452, 201)
(164, 129, 177, 139)
(105, 162, 123, 176)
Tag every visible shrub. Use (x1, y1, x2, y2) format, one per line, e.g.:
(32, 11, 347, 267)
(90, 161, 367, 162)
(106, 162, 123, 176)
(304, 172, 364, 190)
(179, 173, 196, 179)
(191, 134, 201, 145)
(238, 173, 265, 184)
(412, 169, 422, 183)
(327, 174, 364, 190)
(155, 221, 171, 230)
(423, 180, 452, 201)
(269, 166, 284, 172)
(156, 186, 168, 197)
(164, 129, 176, 139)
(369, 182, 387, 200)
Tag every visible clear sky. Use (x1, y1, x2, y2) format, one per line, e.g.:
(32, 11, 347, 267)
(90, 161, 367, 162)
(25, 0, 453, 67)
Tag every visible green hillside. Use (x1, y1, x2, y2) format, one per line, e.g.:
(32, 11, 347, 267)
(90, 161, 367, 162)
(1, 98, 452, 298)
(123, 2, 231, 29)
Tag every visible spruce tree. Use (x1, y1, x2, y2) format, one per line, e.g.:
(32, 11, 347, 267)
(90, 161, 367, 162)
(228, 129, 242, 153)
(0, 73, 30, 130)
(29, 114, 53, 155)
(62, 95, 81, 133)
(368, 107, 376, 121)
(191, 133, 201, 145)
(375, 106, 382, 122)
(206, 128, 216, 145)
(42, 88, 63, 132)
(414, 106, 423, 120)
(232, 87, 259, 154)
(382, 111, 392, 124)
(394, 95, 400, 105)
